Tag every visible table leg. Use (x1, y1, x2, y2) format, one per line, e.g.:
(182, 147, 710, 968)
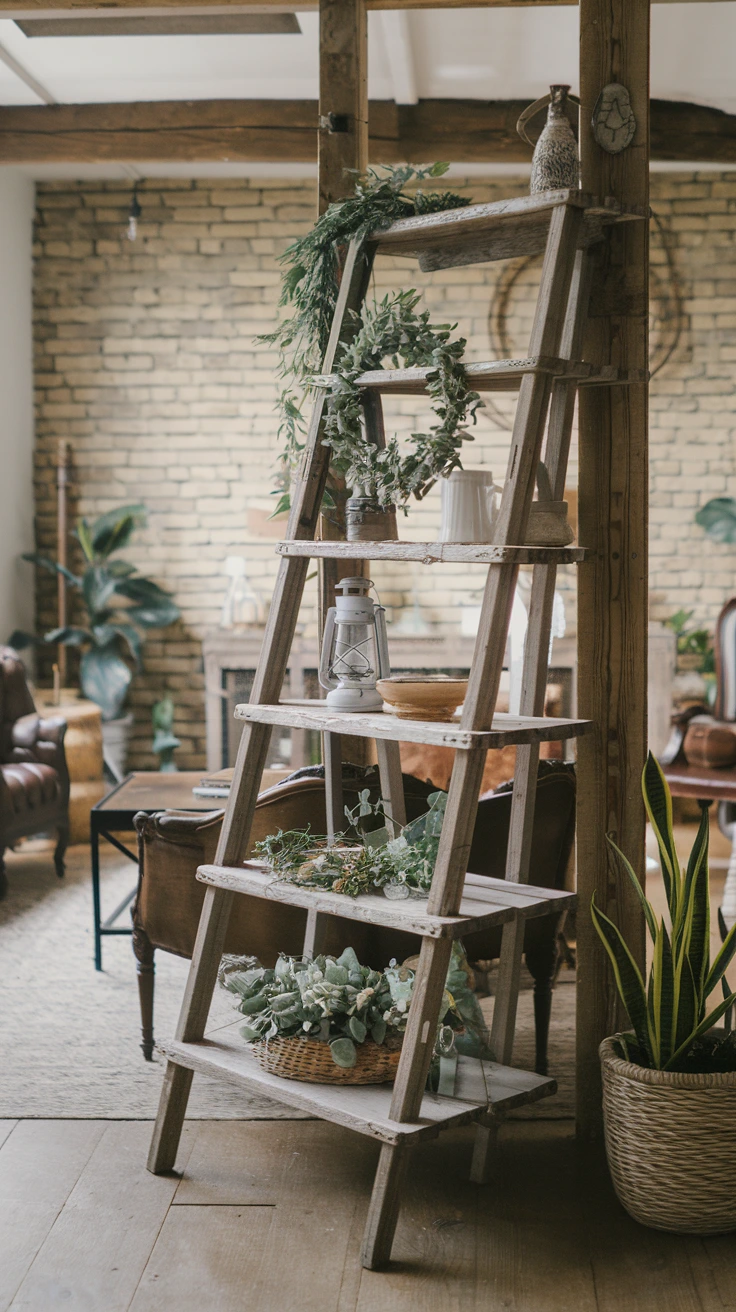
(91, 819, 102, 971)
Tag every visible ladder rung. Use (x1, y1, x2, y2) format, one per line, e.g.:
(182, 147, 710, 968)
(158, 1029, 557, 1145)
(196, 861, 576, 937)
(371, 190, 645, 271)
(314, 360, 646, 396)
(277, 541, 585, 565)
(234, 700, 592, 750)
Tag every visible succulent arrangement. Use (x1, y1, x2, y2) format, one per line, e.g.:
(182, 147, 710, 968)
(219, 942, 492, 1072)
(592, 752, 736, 1072)
(253, 788, 448, 900)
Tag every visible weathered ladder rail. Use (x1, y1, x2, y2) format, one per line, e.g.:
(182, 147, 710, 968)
(146, 191, 642, 1271)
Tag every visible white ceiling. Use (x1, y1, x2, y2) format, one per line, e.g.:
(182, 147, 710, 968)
(0, 4, 734, 111)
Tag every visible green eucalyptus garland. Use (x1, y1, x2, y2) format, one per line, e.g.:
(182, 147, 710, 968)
(320, 290, 482, 507)
(259, 163, 479, 513)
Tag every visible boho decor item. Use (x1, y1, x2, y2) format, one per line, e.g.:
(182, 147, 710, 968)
(219, 943, 491, 1085)
(254, 787, 450, 900)
(526, 501, 575, 546)
(438, 469, 496, 543)
(592, 753, 736, 1232)
(261, 164, 472, 514)
(517, 85, 580, 194)
(219, 555, 262, 628)
(318, 577, 390, 712)
(600, 1037, 736, 1234)
(592, 83, 636, 154)
(376, 675, 467, 723)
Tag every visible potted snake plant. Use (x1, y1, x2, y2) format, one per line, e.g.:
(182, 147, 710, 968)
(593, 753, 736, 1234)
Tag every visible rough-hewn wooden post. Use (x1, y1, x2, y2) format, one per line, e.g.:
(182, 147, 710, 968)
(576, 0, 650, 1136)
(317, 0, 369, 764)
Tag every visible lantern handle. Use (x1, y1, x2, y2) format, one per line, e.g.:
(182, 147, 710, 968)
(318, 607, 338, 691)
(374, 605, 391, 681)
(516, 88, 581, 149)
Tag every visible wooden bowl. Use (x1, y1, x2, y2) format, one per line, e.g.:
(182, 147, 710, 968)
(376, 675, 468, 722)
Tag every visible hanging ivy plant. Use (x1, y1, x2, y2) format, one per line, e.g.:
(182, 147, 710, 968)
(259, 163, 474, 513)
(319, 290, 482, 508)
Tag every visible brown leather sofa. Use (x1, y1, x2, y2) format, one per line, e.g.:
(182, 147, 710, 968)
(133, 763, 574, 1073)
(0, 646, 70, 897)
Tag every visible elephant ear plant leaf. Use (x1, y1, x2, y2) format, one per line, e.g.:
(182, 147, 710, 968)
(592, 752, 736, 1071)
(12, 503, 180, 722)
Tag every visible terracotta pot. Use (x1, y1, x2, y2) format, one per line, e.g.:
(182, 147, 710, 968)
(377, 675, 467, 722)
(600, 1036, 736, 1234)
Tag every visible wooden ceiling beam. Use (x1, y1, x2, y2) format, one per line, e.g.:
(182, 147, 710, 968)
(0, 0, 726, 12)
(0, 97, 734, 165)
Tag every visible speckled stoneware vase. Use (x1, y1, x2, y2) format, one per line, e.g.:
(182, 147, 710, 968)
(530, 85, 579, 194)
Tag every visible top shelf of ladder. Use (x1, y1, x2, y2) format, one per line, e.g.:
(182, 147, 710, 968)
(277, 541, 586, 566)
(370, 189, 646, 272)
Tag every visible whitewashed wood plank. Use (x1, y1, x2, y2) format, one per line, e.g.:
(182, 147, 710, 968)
(234, 700, 592, 749)
(277, 541, 586, 564)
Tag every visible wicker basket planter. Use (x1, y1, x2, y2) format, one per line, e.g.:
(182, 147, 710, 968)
(600, 1036, 736, 1234)
(252, 1035, 402, 1085)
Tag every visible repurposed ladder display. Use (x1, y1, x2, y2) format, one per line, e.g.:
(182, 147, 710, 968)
(147, 190, 643, 1269)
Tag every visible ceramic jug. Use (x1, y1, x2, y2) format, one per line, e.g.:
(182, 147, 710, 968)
(517, 85, 580, 194)
(439, 469, 497, 543)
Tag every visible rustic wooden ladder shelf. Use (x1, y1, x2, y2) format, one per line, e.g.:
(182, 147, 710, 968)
(147, 188, 642, 1270)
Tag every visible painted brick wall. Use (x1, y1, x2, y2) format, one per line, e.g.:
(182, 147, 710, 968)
(31, 172, 736, 768)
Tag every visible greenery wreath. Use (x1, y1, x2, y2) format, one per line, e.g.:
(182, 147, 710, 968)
(260, 163, 482, 514)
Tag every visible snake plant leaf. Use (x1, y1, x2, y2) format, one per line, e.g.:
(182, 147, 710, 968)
(678, 820, 710, 1008)
(642, 752, 680, 920)
(606, 835, 658, 943)
(704, 918, 736, 998)
(666, 990, 736, 1070)
(673, 956, 699, 1055)
(648, 918, 674, 1068)
(330, 1037, 357, 1068)
(591, 897, 651, 1060)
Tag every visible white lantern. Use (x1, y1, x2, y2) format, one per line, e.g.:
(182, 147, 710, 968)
(318, 577, 390, 712)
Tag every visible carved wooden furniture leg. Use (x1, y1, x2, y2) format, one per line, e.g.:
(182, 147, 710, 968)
(54, 823, 69, 879)
(133, 923, 156, 1061)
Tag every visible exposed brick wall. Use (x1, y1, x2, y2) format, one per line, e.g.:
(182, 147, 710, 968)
(31, 172, 736, 768)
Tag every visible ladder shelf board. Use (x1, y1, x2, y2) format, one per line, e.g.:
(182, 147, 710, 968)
(277, 541, 586, 565)
(315, 359, 644, 396)
(157, 1027, 556, 1146)
(196, 861, 577, 939)
(234, 700, 593, 750)
(371, 190, 645, 271)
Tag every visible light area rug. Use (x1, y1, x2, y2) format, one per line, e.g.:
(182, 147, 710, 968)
(0, 838, 575, 1119)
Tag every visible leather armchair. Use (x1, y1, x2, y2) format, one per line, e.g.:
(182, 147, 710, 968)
(0, 647, 70, 897)
(132, 763, 574, 1073)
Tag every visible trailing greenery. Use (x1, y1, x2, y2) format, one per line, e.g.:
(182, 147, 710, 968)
(11, 504, 179, 721)
(320, 291, 482, 507)
(259, 162, 473, 513)
(592, 752, 736, 1072)
(695, 496, 736, 544)
(253, 788, 448, 899)
(219, 942, 492, 1070)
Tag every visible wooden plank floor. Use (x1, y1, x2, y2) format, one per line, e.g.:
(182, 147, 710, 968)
(2, 1118, 735, 1311)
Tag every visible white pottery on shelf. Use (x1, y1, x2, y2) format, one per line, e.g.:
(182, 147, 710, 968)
(439, 469, 498, 543)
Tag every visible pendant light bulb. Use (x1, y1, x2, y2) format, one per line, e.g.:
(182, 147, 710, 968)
(127, 189, 141, 242)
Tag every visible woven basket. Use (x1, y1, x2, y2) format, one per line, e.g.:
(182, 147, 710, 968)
(252, 1035, 402, 1085)
(600, 1037, 736, 1234)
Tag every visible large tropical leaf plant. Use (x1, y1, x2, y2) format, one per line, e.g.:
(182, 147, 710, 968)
(592, 752, 736, 1071)
(12, 504, 179, 721)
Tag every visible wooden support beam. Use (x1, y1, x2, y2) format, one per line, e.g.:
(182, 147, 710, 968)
(2, 97, 732, 165)
(318, 0, 367, 212)
(576, 0, 649, 1138)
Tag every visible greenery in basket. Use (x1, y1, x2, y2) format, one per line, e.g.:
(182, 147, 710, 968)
(259, 163, 479, 516)
(11, 503, 179, 721)
(219, 943, 492, 1071)
(253, 788, 448, 900)
(592, 752, 736, 1072)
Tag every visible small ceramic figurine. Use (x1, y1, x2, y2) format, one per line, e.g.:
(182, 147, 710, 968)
(517, 85, 580, 194)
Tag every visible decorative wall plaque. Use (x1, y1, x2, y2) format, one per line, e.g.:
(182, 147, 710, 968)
(592, 83, 636, 154)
